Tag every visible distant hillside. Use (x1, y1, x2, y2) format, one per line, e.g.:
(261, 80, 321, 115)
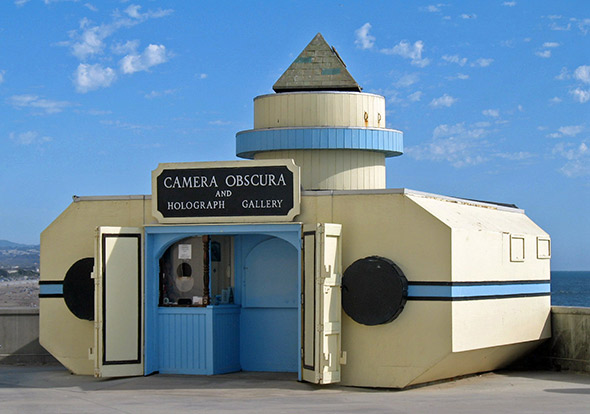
(0, 240, 36, 249)
(0, 240, 40, 269)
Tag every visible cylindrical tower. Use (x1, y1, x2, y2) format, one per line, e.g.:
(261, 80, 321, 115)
(236, 33, 403, 191)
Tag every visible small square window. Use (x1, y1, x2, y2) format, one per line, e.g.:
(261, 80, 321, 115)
(510, 235, 525, 262)
(537, 237, 551, 259)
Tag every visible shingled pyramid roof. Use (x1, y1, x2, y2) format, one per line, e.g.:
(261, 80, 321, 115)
(273, 33, 362, 93)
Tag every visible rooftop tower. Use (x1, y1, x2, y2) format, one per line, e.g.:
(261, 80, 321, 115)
(236, 33, 403, 191)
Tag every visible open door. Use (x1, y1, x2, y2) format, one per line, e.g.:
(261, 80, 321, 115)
(301, 223, 343, 384)
(93, 226, 143, 377)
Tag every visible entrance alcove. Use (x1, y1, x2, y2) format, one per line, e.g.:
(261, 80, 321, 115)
(144, 224, 301, 376)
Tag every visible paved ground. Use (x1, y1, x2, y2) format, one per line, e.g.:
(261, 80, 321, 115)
(0, 365, 589, 413)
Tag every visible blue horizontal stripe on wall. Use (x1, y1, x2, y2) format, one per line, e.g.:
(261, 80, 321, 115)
(235, 127, 403, 159)
(39, 283, 63, 296)
(407, 281, 550, 301)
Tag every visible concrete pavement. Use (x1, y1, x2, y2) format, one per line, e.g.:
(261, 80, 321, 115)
(0, 365, 589, 413)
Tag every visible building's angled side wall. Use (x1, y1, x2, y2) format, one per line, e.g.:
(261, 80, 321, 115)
(407, 195, 551, 353)
(40, 197, 150, 374)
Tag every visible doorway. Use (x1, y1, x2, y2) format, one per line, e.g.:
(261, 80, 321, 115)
(144, 224, 302, 376)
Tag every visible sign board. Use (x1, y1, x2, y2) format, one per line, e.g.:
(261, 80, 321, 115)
(152, 160, 300, 223)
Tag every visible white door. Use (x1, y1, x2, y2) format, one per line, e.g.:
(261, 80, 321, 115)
(301, 223, 343, 384)
(93, 227, 144, 377)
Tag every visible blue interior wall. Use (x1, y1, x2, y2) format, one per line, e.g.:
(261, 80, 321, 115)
(144, 224, 301, 376)
(239, 237, 299, 372)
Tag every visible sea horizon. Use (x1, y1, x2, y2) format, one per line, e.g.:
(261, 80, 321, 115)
(551, 270, 590, 308)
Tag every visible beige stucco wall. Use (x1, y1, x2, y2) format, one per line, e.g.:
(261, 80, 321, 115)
(40, 197, 151, 375)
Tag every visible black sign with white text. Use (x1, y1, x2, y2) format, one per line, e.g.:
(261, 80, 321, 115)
(155, 165, 296, 219)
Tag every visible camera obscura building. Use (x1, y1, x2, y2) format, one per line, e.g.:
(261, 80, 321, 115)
(39, 34, 551, 388)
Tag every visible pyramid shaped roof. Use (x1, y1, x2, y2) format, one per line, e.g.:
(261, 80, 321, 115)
(273, 33, 362, 93)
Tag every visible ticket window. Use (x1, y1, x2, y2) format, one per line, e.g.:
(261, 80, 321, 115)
(159, 235, 234, 306)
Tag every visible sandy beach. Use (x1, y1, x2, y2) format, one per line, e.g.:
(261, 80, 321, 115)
(0, 279, 39, 308)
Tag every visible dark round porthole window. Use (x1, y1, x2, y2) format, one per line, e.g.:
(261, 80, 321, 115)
(63, 257, 95, 321)
(176, 262, 192, 278)
(342, 256, 408, 326)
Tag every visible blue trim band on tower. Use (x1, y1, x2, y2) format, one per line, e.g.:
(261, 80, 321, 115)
(235, 127, 403, 159)
(407, 281, 551, 301)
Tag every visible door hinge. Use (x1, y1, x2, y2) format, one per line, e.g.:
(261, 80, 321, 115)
(301, 293, 304, 305)
(316, 323, 324, 333)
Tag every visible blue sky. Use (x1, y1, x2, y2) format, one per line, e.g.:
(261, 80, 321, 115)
(0, 1, 588, 270)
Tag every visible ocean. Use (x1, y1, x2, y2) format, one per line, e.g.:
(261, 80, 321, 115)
(551, 271, 590, 307)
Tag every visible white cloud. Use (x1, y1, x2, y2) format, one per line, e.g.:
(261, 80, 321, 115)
(482, 109, 500, 117)
(64, 5, 172, 61)
(124, 4, 173, 20)
(84, 3, 97, 12)
(553, 141, 590, 177)
(547, 125, 585, 138)
(550, 97, 562, 104)
(0, 70, 5, 84)
(120, 44, 170, 74)
(559, 125, 584, 136)
(100, 119, 155, 133)
(8, 94, 71, 114)
(111, 39, 140, 55)
(408, 91, 423, 102)
(543, 42, 560, 48)
(84, 109, 112, 116)
(555, 67, 569, 80)
(502, 1, 516, 6)
(570, 88, 590, 103)
(354, 23, 375, 50)
(406, 122, 490, 167)
(494, 151, 535, 161)
(9, 131, 51, 145)
(420, 4, 445, 13)
(145, 89, 176, 99)
(197, 73, 208, 79)
(74, 63, 116, 93)
(447, 73, 469, 80)
(460, 13, 477, 19)
(394, 73, 419, 88)
(71, 24, 112, 60)
(535, 50, 551, 58)
(578, 18, 590, 35)
(442, 54, 467, 66)
(386, 90, 403, 105)
(574, 66, 590, 84)
(550, 22, 571, 31)
(471, 58, 493, 67)
(209, 120, 232, 126)
(429, 94, 457, 108)
(14, 0, 30, 6)
(381, 40, 430, 67)
(495, 152, 534, 161)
